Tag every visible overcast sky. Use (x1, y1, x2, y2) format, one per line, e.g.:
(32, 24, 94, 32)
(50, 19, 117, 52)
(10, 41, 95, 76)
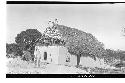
(7, 4, 125, 50)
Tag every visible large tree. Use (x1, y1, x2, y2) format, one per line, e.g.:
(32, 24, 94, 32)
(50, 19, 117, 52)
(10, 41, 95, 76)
(44, 22, 106, 66)
(15, 29, 42, 54)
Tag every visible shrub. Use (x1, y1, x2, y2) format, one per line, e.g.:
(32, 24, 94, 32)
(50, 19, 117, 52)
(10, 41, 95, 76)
(22, 51, 33, 61)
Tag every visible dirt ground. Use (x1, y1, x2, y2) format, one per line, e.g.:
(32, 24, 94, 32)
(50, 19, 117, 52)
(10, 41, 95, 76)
(7, 57, 89, 74)
(6, 57, 125, 74)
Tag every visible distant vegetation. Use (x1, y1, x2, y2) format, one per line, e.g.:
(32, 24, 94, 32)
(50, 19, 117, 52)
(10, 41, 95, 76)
(103, 49, 125, 66)
(6, 43, 23, 58)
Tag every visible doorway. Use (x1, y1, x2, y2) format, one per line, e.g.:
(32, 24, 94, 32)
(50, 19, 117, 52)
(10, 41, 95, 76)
(44, 52, 47, 60)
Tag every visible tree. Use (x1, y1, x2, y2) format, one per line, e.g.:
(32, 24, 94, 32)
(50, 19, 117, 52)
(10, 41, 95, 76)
(15, 29, 42, 54)
(44, 21, 106, 67)
(6, 43, 22, 58)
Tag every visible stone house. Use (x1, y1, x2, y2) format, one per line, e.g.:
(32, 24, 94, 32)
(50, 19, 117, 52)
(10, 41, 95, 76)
(34, 45, 77, 66)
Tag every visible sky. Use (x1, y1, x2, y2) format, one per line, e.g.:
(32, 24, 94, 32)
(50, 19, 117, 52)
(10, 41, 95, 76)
(7, 4, 125, 50)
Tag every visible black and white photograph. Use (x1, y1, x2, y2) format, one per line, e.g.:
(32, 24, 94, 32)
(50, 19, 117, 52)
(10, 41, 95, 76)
(6, 1, 125, 78)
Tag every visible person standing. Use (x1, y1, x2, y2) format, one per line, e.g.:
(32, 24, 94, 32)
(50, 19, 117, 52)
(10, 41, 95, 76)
(34, 46, 41, 67)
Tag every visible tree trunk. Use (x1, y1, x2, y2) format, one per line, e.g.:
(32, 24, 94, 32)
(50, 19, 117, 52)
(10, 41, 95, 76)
(77, 55, 80, 67)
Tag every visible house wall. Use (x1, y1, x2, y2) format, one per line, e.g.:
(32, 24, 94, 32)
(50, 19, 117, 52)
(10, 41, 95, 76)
(58, 46, 67, 65)
(81, 57, 97, 68)
(34, 46, 77, 66)
(80, 56, 112, 68)
(70, 55, 77, 66)
(48, 46, 59, 64)
(58, 46, 77, 66)
(34, 46, 59, 64)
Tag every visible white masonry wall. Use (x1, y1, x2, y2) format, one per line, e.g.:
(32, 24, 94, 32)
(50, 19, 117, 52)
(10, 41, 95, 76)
(34, 45, 77, 66)
(34, 46, 61, 64)
(48, 46, 60, 64)
(58, 46, 77, 66)
(80, 56, 113, 68)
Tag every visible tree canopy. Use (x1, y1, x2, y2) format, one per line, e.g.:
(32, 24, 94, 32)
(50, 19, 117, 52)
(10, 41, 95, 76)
(15, 29, 42, 53)
(45, 24, 106, 57)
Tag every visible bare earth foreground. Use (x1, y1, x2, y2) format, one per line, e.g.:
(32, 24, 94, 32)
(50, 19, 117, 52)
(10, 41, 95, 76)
(7, 57, 89, 74)
(7, 57, 125, 74)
